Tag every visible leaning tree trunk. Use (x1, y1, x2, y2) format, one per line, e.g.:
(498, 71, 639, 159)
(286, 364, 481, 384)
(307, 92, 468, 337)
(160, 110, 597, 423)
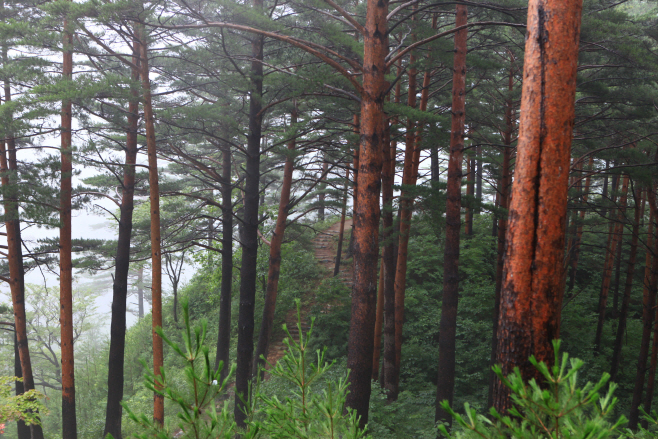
(103, 39, 140, 439)
(629, 189, 657, 429)
(1, 49, 44, 439)
(345, 0, 388, 427)
(334, 167, 349, 276)
(435, 4, 467, 426)
(487, 56, 515, 408)
(235, 0, 264, 425)
(253, 103, 298, 378)
(594, 174, 629, 352)
(60, 15, 77, 438)
(138, 25, 164, 426)
(610, 187, 644, 382)
(318, 159, 327, 221)
(492, 0, 583, 413)
(215, 143, 233, 381)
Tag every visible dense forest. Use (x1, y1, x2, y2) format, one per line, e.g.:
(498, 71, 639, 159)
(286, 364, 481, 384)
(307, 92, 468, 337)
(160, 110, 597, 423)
(1, 0, 658, 438)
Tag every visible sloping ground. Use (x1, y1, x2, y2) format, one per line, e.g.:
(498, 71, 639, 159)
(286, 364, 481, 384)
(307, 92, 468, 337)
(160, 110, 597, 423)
(264, 218, 353, 367)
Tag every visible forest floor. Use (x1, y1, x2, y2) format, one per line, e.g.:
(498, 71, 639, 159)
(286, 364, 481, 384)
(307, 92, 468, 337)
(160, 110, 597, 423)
(264, 217, 353, 368)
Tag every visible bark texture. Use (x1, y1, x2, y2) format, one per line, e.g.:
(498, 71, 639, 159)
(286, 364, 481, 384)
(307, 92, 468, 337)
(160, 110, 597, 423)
(492, 0, 583, 413)
(345, 0, 388, 426)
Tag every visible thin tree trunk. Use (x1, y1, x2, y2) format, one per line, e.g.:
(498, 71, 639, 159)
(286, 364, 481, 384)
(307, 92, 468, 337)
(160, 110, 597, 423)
(215, 143, 233, 381)
(382, 62, 401, 389)
(476, 146, 482, 212)
(345, 0, 388, 426)
(390, 44, 419, 402)
(347, 115, 360, 258)
(435, 4, 468, 426)
(612, 228, 625, 317)
(372, 118, 393, 382)
(103, 39, 140, 439)
(60, 15, 77, 438)
(334, 168, 349, 276)
(610, 187, 644, 382)
(487, 56, 515, 407)
(465, 158, 474, 235)
(492, 0, 583, 413)
(643, 240, 658, 428)
(567, 156, 594, 292)
(138, 25, 164, 427)
(629, 190, 657, 429)
(253, 103, 298, 378)
(137, 266, 144, 319)
(1, 46, 44, 439)
(319, 159, 327, 221)
(594, 174, 629, 352)
(235, 2, 264, 425)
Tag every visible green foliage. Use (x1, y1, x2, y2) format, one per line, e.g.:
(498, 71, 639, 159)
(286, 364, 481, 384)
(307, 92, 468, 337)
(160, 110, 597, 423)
(0, 376, 47, 426)
(122, 300, 369, 439)
(439, 341, 627, 439)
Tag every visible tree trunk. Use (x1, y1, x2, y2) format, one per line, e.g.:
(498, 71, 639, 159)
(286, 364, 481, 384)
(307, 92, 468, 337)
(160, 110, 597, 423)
(345, 0, 388, 426)
(567, 156, 594, 292)
(347, 115, 360, 259)
(465, 158, 474, 235)
(215, 143, 233, 381)
(138, 25, 164, 427)
(476, 146, 482, 212)
(1, 47, 44, 439)
(435, 4, 467, 425)
(487, 57, 515, 407)
(629, 189, 657, 429)
(372, 118, 393, 382)
(235, 4, 264, 425)
(610, 187, 644, 382)
(60, 16, 77, 438)
(594, 174, 629, 352)
(334, 167, 349, 276)
(137, 266, 144, 319)
(253, 103, 298, 378)
(382, 63, 401, 389)
(390, 45, 419, 401)
(612, 226, 625, 317)
(103, 39, 140, 439)
(492, 0, 583, 413)
(318, 159, 327, 221)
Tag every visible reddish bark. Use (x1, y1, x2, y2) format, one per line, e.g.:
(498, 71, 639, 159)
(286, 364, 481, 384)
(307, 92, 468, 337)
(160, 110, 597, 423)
(372, 254, 386, 380)
(435, 4, 468, 425)
(594, 174, 629, 352)
(492, 0, 583, 413)
(345, 0, 388, 425)
(629, 189, 657, 429)
(103, 39, 140, 439)
(0, 84, 44, 439)
(60, 17, 77, 438)
(253, 103, 298, 377)
(138, 26, 164, 426)
(390, 46, 419, 401)
(610, 187, 644, 381)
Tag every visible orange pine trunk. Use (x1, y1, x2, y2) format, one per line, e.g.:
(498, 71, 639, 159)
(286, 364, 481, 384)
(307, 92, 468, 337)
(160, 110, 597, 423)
(138, 26, 164, 426)
(345, 0, 388, 426)
(492, 0, 583, 413)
